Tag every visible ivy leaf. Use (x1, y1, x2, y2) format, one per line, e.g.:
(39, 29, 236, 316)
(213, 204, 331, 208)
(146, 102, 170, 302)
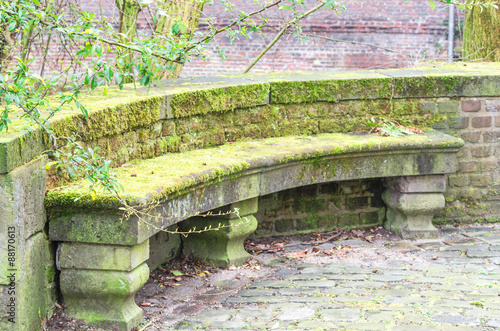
(429, 0, 436, 10)
(279, 5, 292, 10)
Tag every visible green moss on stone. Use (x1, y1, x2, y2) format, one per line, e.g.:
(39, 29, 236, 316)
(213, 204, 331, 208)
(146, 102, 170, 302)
(170, 83, 269, 118)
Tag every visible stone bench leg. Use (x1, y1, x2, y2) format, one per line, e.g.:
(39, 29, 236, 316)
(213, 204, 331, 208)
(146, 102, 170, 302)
(382, 175, 446, 240)
(58, 240, 150, 331)
(181, 198, 259, 268)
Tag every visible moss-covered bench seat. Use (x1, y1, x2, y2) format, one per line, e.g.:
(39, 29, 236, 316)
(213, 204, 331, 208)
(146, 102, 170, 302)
(46, 131, 462, 330)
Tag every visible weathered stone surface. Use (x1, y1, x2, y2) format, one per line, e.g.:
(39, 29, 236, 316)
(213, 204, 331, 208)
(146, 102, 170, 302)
(277, 308, 315, 321)
(218, 197, 259, 219)
(181, 212, 258, 268)
(59, 240, 149, 271)
(60, 263, 149, 331)
(385, 175, 446, 193)
(0, 131, 45, 174)
(0, 232, 56, 331)
(0, 156, 55, 331)
(269, 72, 392, 104)
(49, 132, 463, 245)
(382, 190, 444, 239)
(146, 229, 181, 271)
(0, 156, 47, 245)
(321, 308, 361, 321)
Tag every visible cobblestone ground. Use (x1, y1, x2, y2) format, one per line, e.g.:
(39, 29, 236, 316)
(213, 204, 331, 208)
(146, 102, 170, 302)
(157, 224, 500, 331)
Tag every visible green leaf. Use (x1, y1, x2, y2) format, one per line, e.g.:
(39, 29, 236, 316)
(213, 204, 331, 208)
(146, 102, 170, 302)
(115, 72, 122, 85)
(90, 75, 97, 90)
(68, 167, 76, 178)
(279, 4, 292, 10)
(140, 74, 150, 86)
(171, 270, 183, 276)
(172, 22, 180, 35)
(8, 21, 16, 32)
(179, 23, 187, 35)
(103, 84, 108, 96)
(429, 0, 436, 10)
(45, 161, 59, 170)
(76, 49, 87, 57)
(323, 0, 337, 9)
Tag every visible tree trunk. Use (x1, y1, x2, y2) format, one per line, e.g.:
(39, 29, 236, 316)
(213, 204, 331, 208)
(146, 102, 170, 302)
(463, 7, 500, 61)
(0, 25, 15, 72)
(155, 0, 205, 79)
(115, 0, 141, 83)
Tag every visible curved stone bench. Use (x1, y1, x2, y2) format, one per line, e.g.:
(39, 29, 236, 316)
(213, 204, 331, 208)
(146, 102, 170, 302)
(45, 130, 462, 330)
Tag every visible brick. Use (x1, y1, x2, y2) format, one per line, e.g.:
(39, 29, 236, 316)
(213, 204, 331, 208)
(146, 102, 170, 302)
(420, 102, 437, 114)
(459, 161, 478, 173)
(359, 209, 384, 225)
(471, 116, 492, 128)
(485, 99, 500, 112)
(438, 101, 458, 114)
(449, 116, 469, 129)
(496, 116, 500, 127)
(345, 197, 370, 210)
(469, 174, 491, 187)
(471, 146, 492, 158)
(448, 175, 469, 187)
(483, 130, 499, 143)
(480, 160, 499, 172)
(460, 131, 481, 143)
(338, 213, 359, 227)
(462, 100, 482, 112)
(432, 121, 448, 130)
(456, 146, 469, 159)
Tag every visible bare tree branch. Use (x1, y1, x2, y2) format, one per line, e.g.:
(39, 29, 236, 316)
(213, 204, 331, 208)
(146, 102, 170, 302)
(243, 1, 326, 74)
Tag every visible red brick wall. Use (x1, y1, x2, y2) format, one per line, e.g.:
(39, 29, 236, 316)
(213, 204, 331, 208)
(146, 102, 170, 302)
(41, 0, 461, 77)
(180, 0, 460, 76)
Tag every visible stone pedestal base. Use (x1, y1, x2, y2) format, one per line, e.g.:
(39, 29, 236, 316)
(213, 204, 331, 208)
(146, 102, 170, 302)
(382, 175, 446, 240)
(58, 240, 150, 331)
(181, 198, 259, 268)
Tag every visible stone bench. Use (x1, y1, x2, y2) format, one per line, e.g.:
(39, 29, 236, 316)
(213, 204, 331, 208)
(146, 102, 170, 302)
(45, 130, 462, 330)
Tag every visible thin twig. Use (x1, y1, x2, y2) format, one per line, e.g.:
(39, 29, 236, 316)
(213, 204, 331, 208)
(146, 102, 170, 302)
(183, 0, 283, 53)
(243, 1, 326, 74)
(137, 320, 153, 331)
(302, 33, 414, 57)
(248, 230, 345, 252)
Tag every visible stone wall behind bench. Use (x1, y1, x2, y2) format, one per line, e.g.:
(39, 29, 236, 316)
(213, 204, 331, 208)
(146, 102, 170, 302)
(253, 180, 386, 237)
(428, 98, 500, 223)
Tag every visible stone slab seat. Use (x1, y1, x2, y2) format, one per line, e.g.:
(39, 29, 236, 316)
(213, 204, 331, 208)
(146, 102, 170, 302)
(45, 131, 463, 330)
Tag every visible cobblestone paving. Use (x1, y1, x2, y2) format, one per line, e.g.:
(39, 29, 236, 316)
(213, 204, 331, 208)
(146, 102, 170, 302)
(171, 225, 500, 330)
